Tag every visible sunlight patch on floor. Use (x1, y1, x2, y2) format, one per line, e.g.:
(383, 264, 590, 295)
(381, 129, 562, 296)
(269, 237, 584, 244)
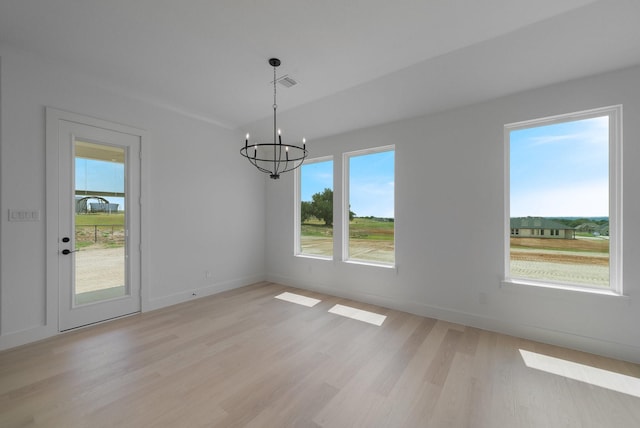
(275, 292, 321, 307)
(328, 304, 386, 326)
(519, 349, 640, 398)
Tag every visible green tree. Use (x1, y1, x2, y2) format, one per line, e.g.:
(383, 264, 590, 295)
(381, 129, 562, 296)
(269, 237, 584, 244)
(300, 201, 313, 223)
(311, 188, 334, 226)
(302, 188, 356, 226)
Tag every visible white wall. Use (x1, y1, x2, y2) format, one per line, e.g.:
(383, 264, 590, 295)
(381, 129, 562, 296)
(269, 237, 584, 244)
(2, 42, 638, 362)
(266, 65, 640, 363)
(0, 45, 266, 349)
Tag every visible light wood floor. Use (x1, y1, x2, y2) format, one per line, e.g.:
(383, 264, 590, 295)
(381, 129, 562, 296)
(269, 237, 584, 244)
(1, 282, 639, 427)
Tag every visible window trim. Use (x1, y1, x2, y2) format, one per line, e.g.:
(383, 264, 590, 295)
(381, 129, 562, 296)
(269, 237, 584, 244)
(342, 145, 396, 267)
(294, 155, 334, 259)
(503, 105, 623, 294)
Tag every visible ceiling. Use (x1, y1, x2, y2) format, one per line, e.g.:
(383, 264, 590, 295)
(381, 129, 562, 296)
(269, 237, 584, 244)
(2, 0, 640, 142)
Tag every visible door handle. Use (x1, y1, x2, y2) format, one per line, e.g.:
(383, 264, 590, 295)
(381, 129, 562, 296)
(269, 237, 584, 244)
(61, 249, 79, 255)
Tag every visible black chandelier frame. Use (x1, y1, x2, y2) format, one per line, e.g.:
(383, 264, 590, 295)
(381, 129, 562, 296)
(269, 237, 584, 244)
(240, 58, 308, 179)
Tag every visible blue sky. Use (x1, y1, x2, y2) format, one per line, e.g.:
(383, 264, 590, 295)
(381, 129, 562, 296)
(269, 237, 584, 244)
(510, 116, 608, 217)
(301, 150, 395, 218)
(76, 158, 125, 210)
(300, 160, 333, 201)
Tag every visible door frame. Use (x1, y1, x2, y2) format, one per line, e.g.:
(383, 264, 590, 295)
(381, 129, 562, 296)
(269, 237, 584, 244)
(46, 107, 149, 331)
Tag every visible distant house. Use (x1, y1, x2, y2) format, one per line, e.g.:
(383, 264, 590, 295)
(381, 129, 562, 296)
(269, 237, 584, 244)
(510, 217, 575, 239)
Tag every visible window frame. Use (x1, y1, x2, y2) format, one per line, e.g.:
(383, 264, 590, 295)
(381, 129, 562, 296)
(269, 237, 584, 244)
(342, 145, 396, 267)
(503, 105, 623, 294)
(294, 155, 334, 260)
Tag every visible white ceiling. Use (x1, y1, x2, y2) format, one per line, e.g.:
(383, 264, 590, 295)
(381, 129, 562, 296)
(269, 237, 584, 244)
(2, 0, 640, 142)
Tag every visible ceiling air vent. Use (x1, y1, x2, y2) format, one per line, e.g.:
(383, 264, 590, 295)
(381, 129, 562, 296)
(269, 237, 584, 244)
(276, 75, 299, 88)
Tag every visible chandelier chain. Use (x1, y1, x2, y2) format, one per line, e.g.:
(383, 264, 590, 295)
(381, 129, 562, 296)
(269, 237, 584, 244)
(273, 63, 277, 146)
(273, 64, 278, 111)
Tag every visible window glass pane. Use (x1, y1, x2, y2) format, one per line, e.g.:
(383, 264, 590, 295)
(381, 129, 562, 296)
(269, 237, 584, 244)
(299, 159, 333, 257)
(348, 149, 395, 264)
(509, 115, 610, 287)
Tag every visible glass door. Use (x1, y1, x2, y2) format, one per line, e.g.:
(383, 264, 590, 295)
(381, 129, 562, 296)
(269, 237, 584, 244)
(57, 119, 141, 331)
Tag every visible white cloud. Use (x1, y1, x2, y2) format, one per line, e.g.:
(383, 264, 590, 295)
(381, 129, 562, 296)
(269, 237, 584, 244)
(350, 181, 394, 217)
(529, 116, 609, 148)
(511, 181, 608, 217)
(530, 133, 581, 146)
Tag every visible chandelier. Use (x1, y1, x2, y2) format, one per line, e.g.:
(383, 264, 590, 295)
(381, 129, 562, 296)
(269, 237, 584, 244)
(240, 58, 308, 179)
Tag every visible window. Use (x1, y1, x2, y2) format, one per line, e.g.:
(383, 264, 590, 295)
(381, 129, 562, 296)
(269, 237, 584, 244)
(296, 157, 333, 258)
(343, 146, 395, 265)
(505, 106, 622, 292)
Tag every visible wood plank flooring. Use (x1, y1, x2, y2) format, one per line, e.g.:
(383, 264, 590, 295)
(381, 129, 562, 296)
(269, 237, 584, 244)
(1, 282, 639, 427)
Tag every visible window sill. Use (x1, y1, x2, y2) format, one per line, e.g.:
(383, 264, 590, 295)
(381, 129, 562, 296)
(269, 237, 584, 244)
(295, 254, 333, 261)
(344, 259, 396, 270)
(501, 278, 629, 300)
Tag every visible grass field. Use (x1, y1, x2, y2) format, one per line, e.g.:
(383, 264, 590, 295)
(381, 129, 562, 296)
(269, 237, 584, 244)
(75, 212, 125, 226)
(301, 220, 333, 237)
(75, 212, 125, 248)
(349, 217, 394, 240)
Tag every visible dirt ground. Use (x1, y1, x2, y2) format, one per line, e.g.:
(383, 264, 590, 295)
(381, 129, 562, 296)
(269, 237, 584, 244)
(75, 246, 125, 293)
(75, 237, 607, 293)
(510, 259, 609, 287)
(349, 239, 395, 263)
(510, 250, 609, 266)
(300, 236, 395, 263)
(510, 237, 610, 286)
(510, 236, 608, 252)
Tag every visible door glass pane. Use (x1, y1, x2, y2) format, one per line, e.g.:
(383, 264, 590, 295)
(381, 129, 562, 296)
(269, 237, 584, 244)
(74, 141, 126, 305)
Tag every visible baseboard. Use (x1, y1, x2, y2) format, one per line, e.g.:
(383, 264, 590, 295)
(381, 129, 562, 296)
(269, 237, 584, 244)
(0, 325, 58, 352)
(4, 274, 636, 362)
(267, 273, 640, 364)
(144, 274, 265, 312)
(0, 275, 265, 352)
